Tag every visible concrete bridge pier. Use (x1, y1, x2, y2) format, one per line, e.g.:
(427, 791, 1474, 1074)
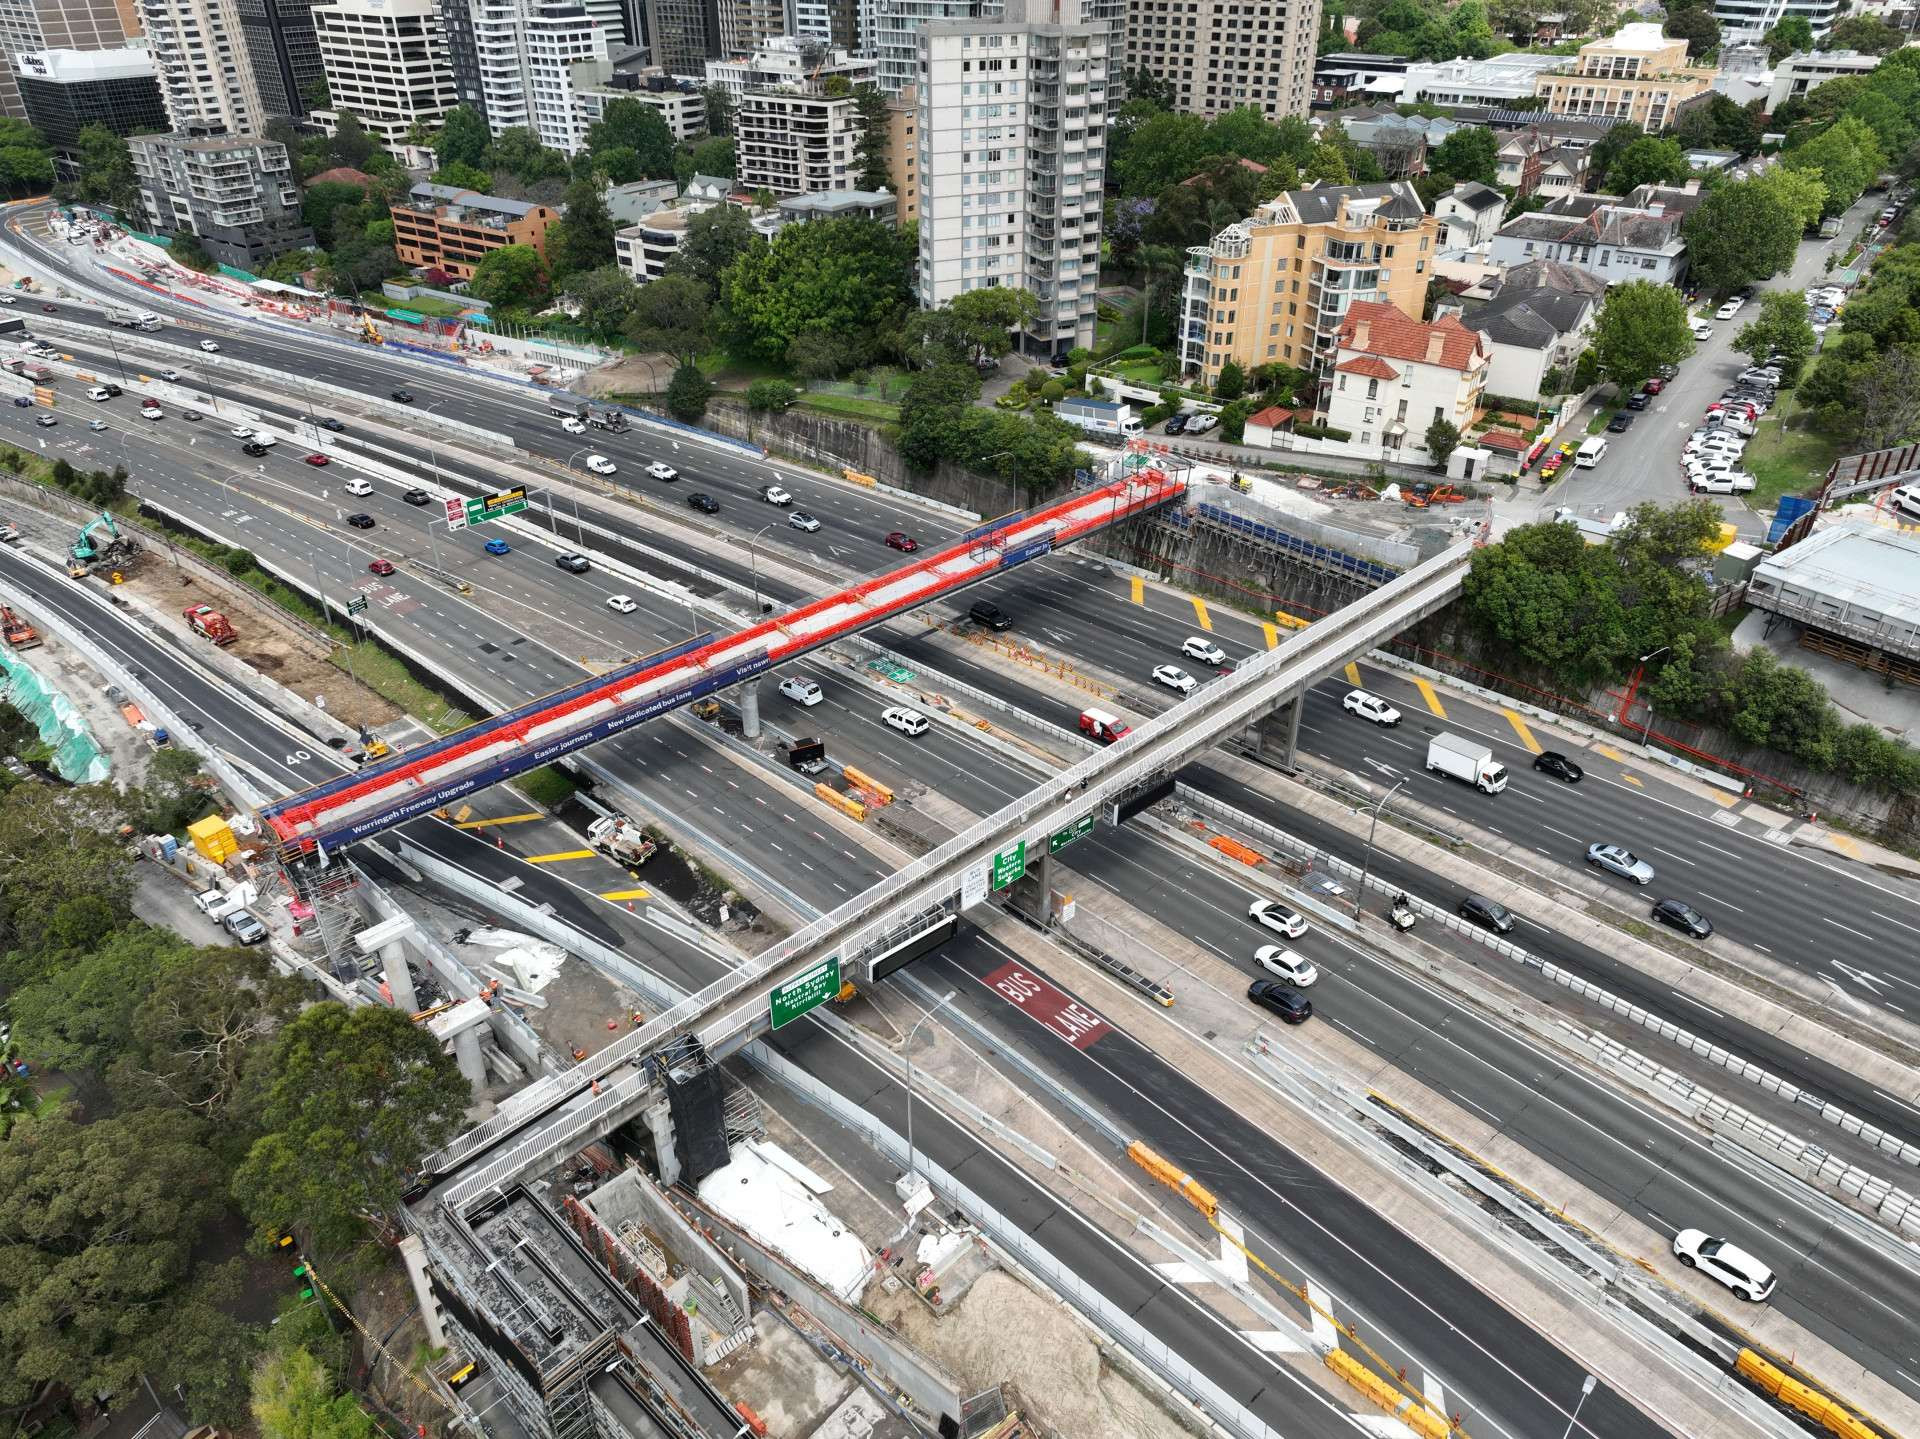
(1002, 849, 1055, 925)
(739, 684, 761, 739)
(1251, 691, 1306, 767)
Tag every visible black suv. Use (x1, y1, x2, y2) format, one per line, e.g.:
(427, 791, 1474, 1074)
(969, 599, 1013, 631)
(1607, 411, 1634, 433)
(686, 492, 720, 513)
(1457, 895, 1516, 934)
(390, 388, 413, 403)
(403, 488, 431, 505)
(1247, 979, 1312, 1024)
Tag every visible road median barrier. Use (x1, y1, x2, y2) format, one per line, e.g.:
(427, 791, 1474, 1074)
(1736, 1350, 1885, 1439)
(1324, 1349, 1452, 1438)
(841, 766, 893, 805)
(813, 783, 866, 822)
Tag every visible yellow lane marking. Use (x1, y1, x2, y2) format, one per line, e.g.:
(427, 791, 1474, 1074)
(600, 887, 651, 901)
(1595, 744, 1624, 762)
(1706, 787, 1741, 807)
(1502, 709, 1543, 754)
(1622, 774, 1644, 788)
(1826, 833, 1860, 857)
(525, 849, 595, 863)
(1261, 622, 1280, 650)
(451, 812, 544, 829)
(1275, 609, 1309, 630)
(1191, 597, 1213, 631)
(1344, 661, 1362, 686)
(1129, 575, 1144, 605)
(1412, 677, 1447, 718)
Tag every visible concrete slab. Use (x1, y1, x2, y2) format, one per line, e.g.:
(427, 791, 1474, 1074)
(708, 1310, 855, 1439)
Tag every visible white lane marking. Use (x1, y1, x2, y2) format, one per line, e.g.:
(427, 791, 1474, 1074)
(1673, 992, 1724, 1018)
(1822, 916, 1875, 941)
(1648, 844, 1697, 867)
(1694, 891, 1743, 912)
(1873, 910, 1920, 937)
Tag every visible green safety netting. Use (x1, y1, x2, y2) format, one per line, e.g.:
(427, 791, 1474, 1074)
(0, 648, 110, 783)
(122, 229, 172, 248)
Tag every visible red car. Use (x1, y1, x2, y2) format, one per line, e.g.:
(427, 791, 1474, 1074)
(305, 453, 329, 466)
(884, 531, 919, 553)
(368, 558, 395, 576)
(1642, 378, 1666, 396)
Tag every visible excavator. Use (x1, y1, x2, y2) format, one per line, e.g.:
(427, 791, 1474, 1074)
(69, 511, 141, 577)
(357, 313, 383, 345)
(1, 604, 39, 649)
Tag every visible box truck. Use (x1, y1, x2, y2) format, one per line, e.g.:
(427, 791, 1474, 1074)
(1425, 733, 1507, 793)
(1054, 397, 1144, 439)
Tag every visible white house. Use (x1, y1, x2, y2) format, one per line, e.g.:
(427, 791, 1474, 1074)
(1456, 258, 1605, 398)
(1434, 181, 1507, 251)
(1488, 202, 1687, 286)
(1323, 301, 1491, 466)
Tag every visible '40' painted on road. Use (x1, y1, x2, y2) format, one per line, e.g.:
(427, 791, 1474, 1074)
(985, 961, 1110, 1049)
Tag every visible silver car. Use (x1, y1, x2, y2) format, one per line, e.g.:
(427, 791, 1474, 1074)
(1586, 843, 1655, 884)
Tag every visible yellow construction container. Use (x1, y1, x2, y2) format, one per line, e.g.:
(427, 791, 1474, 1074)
(187, 813, 238, 863)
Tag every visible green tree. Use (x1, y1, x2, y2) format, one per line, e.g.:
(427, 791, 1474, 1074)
(8, 924, 198, 1073)
(1591, 280, 1694, 394)
(327, 110, 376, 170)
(1663, 5, 1719, 58)
(170, 230, 216, 271)
(233, 1004, 469, 1251)
(1733, 291, 1817, 381)
(1605, 135, 1691, 193)
(664, 361, 715, 422)
(434, 105, 491, 169)
(434, 158, 493, 192)
(253, 1346, 379, 1439)
(1822, 13, 1904, 53)
(586, 99, 676, 179)
(852, 84, 892, 192)
(665, 203, 758, 300)
(1764, 13, 1814, 62)
(0, 117, 53, 197)
(1112, 110, 1211, 195)
(701, 83, 736, 138)
(720, 216, 913, 364)
(591, 144, 645, 184)
(562, 263, 644, 341)
(1215, 359, 1247, 400)
(301, 180, 373, 248)
(548, 176, 616, 277)
(1429, 128, 1498, 187)
(898, 362, 984, 469)
(490, 127, 570, 185)
(1584, 123, 1644, 186)
(745, 378, 798, 410)
(688, 135, 736, 179)
(1424, 417, 1461, 470)
(623, 272, 710, 356)
(71, 123, 139, 212)
(467, 242, 551, 310)
(1461, 520, 1628, 685)
(1719, 647, 1839, 766)
(1785, 115, 1886, 216)
(904, 286, 1042, 367)
(1682, 177, 1805, 296)
(0, 783, 131, 963)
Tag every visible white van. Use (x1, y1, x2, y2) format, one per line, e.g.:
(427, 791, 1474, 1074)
(1575, 436, 1608, 468)
(87, 385, 111, 400)
(778, 675, 823, 706)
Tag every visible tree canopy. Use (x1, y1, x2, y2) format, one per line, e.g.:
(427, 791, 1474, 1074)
(467, 242, 552, 311)
(0, 117, 53, 198)
(1682, 172, 1814, 297)
(719, 217, 914, 365)
(1590, 281, 1694, 394)
(585, 99, 677, 180)
(1603, 136, 1690, 194)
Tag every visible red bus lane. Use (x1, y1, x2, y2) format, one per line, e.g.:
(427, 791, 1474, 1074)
(983, 961, 1111, 1050)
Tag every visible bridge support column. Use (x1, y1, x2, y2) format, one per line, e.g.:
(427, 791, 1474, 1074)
(398, 1235, 448, 1349)
(645, 1096, 682, 1187)
(451, 1025, 486, 1089)
(381, 947, 418, 1013)
(1252, 693, 1305, 767)
(1002, 849, 1054, 925)
(739, 684, 762, 740)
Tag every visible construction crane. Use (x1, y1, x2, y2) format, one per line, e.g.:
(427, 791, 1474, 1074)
(357, 313, 383, 345)
(69, 511, 140, 571)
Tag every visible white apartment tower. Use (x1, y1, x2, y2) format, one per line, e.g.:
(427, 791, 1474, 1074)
(1124, 0, 1318, 119)
(311, 0, 456, 150)
(916, 0, 1108, 358)
(138, 0, 264, 133)
(463, 0, 608, 151)
(722, 40, 876, 195)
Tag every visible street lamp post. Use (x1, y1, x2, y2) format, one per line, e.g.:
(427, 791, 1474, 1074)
(1354, 777, 1407, 917)
(746, 522, 775, 615)
(1636, 645, 1669, 754)
(904, 989, 958, 1181)
(1559, 1374, 1597, 1439)
(560, 445, 594, 547)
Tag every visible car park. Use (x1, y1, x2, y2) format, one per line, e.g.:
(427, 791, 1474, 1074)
(1248, 899, 1308, 939)
(646, 462, 678, 481)
(368, 558, 395, 575)
(761, 484, 792, 505)
(1533, 751, 1583, 783)
(1672, 1230, 1775, 1301)
(607, 594, 638, 614)
(390, 388, 413, 402)
(885, 530, 919, 552)
(585, 454, 617, 474)
(1153, 663, 1196, 695)
(789, 511, 820, 532)
(1607, 412, 1634, 433)
(306, 453, 330, 466)
(560, 416, 586, 434)
(200, 339, 220, 352)
(1457, 895, 1515, 934)
(1247, 979, 1313, 1024)
(403, 488, 431, 505)
(555, 552, 590, 573)
(1652, 898, 1713, 938)
(779, 675, 823, 705)
(687, 492, 720, 513)
(484, 537, 511, 555)
(1181, 635, 1226, 666)
(883, 705, 930, 736)
(1586, 843, 1655, 884)
(1342, 689, 1401, 725)
(1253, 945, 1318, 987)
(345, 512, 374, 528)
(344, 478, 373, 496)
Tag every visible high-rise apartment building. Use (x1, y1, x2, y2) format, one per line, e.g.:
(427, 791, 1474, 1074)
(1714, 0, 1842, 40)
(1124, 0, 1317, 120)
(1531, 24, 1714, 131)
(704, 32, 872, 93)
(235, 0, 325, 117)
(722, 40, 874, 195)
(718, 0, 782, 56)
(880, 0, 1119, 97)
(0, 0, 136, 116)
(886, 81, 917, 223)
(784, 0, 860, 51)
(129, 125, 312, 263)
(138, 0, 264, 133)
(572, 48, 708, 141)
(312, 0, 456, 149)
(642, 0, 718, 74)
(916, 0, 1109, 358)
(452, 0, 609, 149)
(14, 47, 166, 181)
(1178, 181, 1439, 384)
(525, 2, 608, 151)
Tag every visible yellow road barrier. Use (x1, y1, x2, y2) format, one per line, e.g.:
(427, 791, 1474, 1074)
(1126, 1141, 1217, 1219)
(1325, 1351, 1451, 1439)
(813, 783, 867, 821)
(1737, 1351, 1883, 1439)
(842, 766, 894, 804)
(842, 467, 876, 487)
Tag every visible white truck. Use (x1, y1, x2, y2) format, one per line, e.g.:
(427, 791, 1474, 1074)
(1053, 397, 1144, 440)
(587, 815, 656, 866)
(1425, 733, 1507, 793)
(191, 880, 257, 923)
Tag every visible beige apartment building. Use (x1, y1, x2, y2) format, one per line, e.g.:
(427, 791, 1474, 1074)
(1532, 23, 1714, 132)
(1125, 0, 1316, 120)
(1179, 182, 1440, 386)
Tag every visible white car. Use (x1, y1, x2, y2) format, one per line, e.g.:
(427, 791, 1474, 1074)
(1186, 413, 1218, 433)
(606, 594, 638, 614)
(788, 511, 821, 532)
(1342, 689, 1401, 726)
(1715, 299, 1742, 320)
(0, 296, 11, 305)
(141, 405, 163, 420)
(560, 416, 586, 434)
(230, 426, 253, 438)
(1248, 899, 1308, 939)
(1152, 663, 1196, 695)
(1889, 481, 1920, 520)
(1690, 320, 1713, 340)
(1690, 470, 1756, 494)
(647, 462, 678, 481)
(159, 368, 180, 381)
(1254, 945, 1319, 987)
(585, 454, 617, 475)
(199, 339, 220, 352)
(1673, 1229, 1776, 1302)
(761, 484, 792, 505)
(882, 705, 930, 736)
(1180, 635, 1226, 666)
(344, 478, 374, 496)
(1686, 438, 1744, 461)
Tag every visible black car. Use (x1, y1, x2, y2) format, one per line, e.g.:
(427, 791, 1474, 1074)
(403, 488, 431, 505)
(390, 388, 413, 403)
(1533, 750, 1583, 783)
(182, 410, 201, 421)
(686, 492, 720, 513)
(241, 441, 268, 456)
(1625, 393, 1650, 410)
(345, 512, 375, 528)
(1247, 979, 1312, 1024)
(1652, 898, 1714, 939)
(103, 383, 122, 397)
(1457, 895, 1516, 935)
(321, 417, 345, 432)
(554, 552, 590, 573)
(1164, 413, 1189, 435)
(1607, 411, 1634, 433)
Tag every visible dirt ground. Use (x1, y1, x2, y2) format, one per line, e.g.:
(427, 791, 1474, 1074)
(864, 1269, 1200, 1439)
(576, 353, 678, 399)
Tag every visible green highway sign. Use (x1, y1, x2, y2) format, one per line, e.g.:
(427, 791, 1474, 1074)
(346, 595, 368, 617)
(990, 840, 1027, 890)
(1049, 814, 1096, 853)
(463, 487, 528, 527)
(770, 954, 840, 1029)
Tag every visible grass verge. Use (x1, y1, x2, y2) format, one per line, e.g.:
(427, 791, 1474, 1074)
(516, 764, 578, 808)
(796, 392, 900, 423)
(1743, 389, 1842, 507)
